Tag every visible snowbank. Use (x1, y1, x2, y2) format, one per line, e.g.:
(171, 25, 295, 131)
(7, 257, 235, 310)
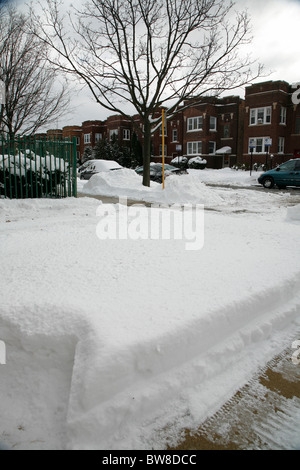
(80, 169, 224, 205)
(0, 192, 300, 450)
(79, 168, 293, 214)
(286, 203, 300, 223)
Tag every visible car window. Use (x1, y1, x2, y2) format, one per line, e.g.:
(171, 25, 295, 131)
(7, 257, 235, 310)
(295, 161, 300, 171)
(279, 161, 296, 171)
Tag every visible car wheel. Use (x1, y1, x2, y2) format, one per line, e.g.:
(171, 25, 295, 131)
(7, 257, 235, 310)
(262, 177, 274, 189)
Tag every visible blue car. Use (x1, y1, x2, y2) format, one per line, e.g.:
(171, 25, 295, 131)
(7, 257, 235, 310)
(258, 158, 300, 189)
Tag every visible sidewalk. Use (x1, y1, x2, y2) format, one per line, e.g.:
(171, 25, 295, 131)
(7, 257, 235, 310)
(170, 336, 300, 450)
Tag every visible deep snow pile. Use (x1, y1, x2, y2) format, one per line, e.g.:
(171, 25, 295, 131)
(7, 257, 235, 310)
(78, 167, 262, 199)
(78, 167, 287, 211)
(0, 178, 300, 450)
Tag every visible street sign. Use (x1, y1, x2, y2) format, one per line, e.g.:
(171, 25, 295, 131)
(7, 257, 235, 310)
(249, 138, 256, 149)
(265, 138, 272, 147)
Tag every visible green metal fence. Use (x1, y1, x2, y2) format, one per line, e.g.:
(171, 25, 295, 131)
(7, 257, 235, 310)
(0, 135, 77, 199)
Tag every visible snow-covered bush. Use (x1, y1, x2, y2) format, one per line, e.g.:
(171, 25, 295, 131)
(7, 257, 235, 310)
(0, 151, 71, 198)
(187, 156, 207, 169)
(170, 156, 188, 170)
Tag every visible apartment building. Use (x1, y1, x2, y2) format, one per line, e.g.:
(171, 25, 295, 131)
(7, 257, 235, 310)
(80, 120, 107, 157)
(62, 125, 82, 162)
(40, 80, 300, 169)
(174, 96, 244, 168)
(106, 114, 133, 147)
(243, 80, 300, 167)
(136, 96, 244, 169)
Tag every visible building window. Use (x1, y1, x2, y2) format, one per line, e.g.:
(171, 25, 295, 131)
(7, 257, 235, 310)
(84, 133, 91, 144)
(248, 137, 271, 153)
(249, 107, 271, 125)
(280, 107, 286, 125)
(159, 144, 167, 156)
(172, 129, 178, 142)
(76, 137, 80, 146)
(187, 141, 202, 155)
(209, 116, 217, 131)
(187, 116, 203, 131)
(95, 133, 102, 142)
(109, 129, 118, 140)
(123, 129, 130, 140)
(223, 124, 230, 138)
(209, 141, 216, 154)
(278, 137, 285, 154)
(159, 124, 167, 136)
(295, 116, 300, 134)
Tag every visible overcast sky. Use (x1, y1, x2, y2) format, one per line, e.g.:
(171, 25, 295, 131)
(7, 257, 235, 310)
(10, 0, 300, 128)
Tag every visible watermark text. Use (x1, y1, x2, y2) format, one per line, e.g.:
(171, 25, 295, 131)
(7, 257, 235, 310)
(96, 197, 204, 251)
(291, 82, 300, 105)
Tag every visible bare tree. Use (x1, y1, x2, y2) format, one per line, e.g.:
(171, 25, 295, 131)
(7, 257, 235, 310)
(0, 6, 70, 137)
(32, 0, 262, 186)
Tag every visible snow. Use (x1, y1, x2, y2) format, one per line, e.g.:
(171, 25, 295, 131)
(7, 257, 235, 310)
(1, 152, 68, 175)
(81, 159, 122, 172)
(187, 156, 207, 164)
(0, 167, 300, 450)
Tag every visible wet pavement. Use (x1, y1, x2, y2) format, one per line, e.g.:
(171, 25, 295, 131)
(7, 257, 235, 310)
(170, 334, 300, 450)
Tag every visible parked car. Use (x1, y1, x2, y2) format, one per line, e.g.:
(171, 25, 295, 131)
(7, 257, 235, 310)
(78, 160, 98, 174)
(258, 158, 300, 189)
(80, 160, 122, 180)
(135, 163, 187, 183)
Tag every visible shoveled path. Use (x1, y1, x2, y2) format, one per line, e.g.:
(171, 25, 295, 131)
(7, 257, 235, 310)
(170, 333, 300, 450)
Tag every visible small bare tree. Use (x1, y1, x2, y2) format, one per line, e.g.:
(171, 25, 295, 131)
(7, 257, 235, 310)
(32, 0, 262, 186)
(0, 6, 70, 137)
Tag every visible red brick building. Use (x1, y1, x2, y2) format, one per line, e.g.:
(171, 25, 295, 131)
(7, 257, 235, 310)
(242, 80, 300, 168)
(177, 96, 244, 168)
(134, 97, 244, 169)
(39, 80, 300, 169)
(80, 120, 106, 157)
(106, 114, 132, 147)
(46, 129, 63, 140)
(62, 125, 82, 162)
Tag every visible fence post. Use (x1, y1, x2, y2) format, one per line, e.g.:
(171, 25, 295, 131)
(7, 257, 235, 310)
(1, 135, 6, 198)
(18, 135, 23, 199)
(72, 137, 77, 197)
(8, 137, 12, 199)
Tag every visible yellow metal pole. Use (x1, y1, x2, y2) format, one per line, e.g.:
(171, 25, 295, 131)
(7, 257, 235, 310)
(162, 108, 165, 189)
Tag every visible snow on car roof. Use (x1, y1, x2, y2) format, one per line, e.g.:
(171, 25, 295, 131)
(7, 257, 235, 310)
(87, 160, 122, 171)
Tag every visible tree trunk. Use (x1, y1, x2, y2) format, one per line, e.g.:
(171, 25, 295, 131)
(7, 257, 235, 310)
(142, 118, 151, 187)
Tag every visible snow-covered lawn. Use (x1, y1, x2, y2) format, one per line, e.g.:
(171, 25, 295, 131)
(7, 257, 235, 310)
(0, 168, 300, 450)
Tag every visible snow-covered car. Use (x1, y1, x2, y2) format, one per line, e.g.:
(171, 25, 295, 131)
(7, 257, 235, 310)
(79, 159, 122, 180)
(78, 160, 99, 174)
(135, 163, 187, 184)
